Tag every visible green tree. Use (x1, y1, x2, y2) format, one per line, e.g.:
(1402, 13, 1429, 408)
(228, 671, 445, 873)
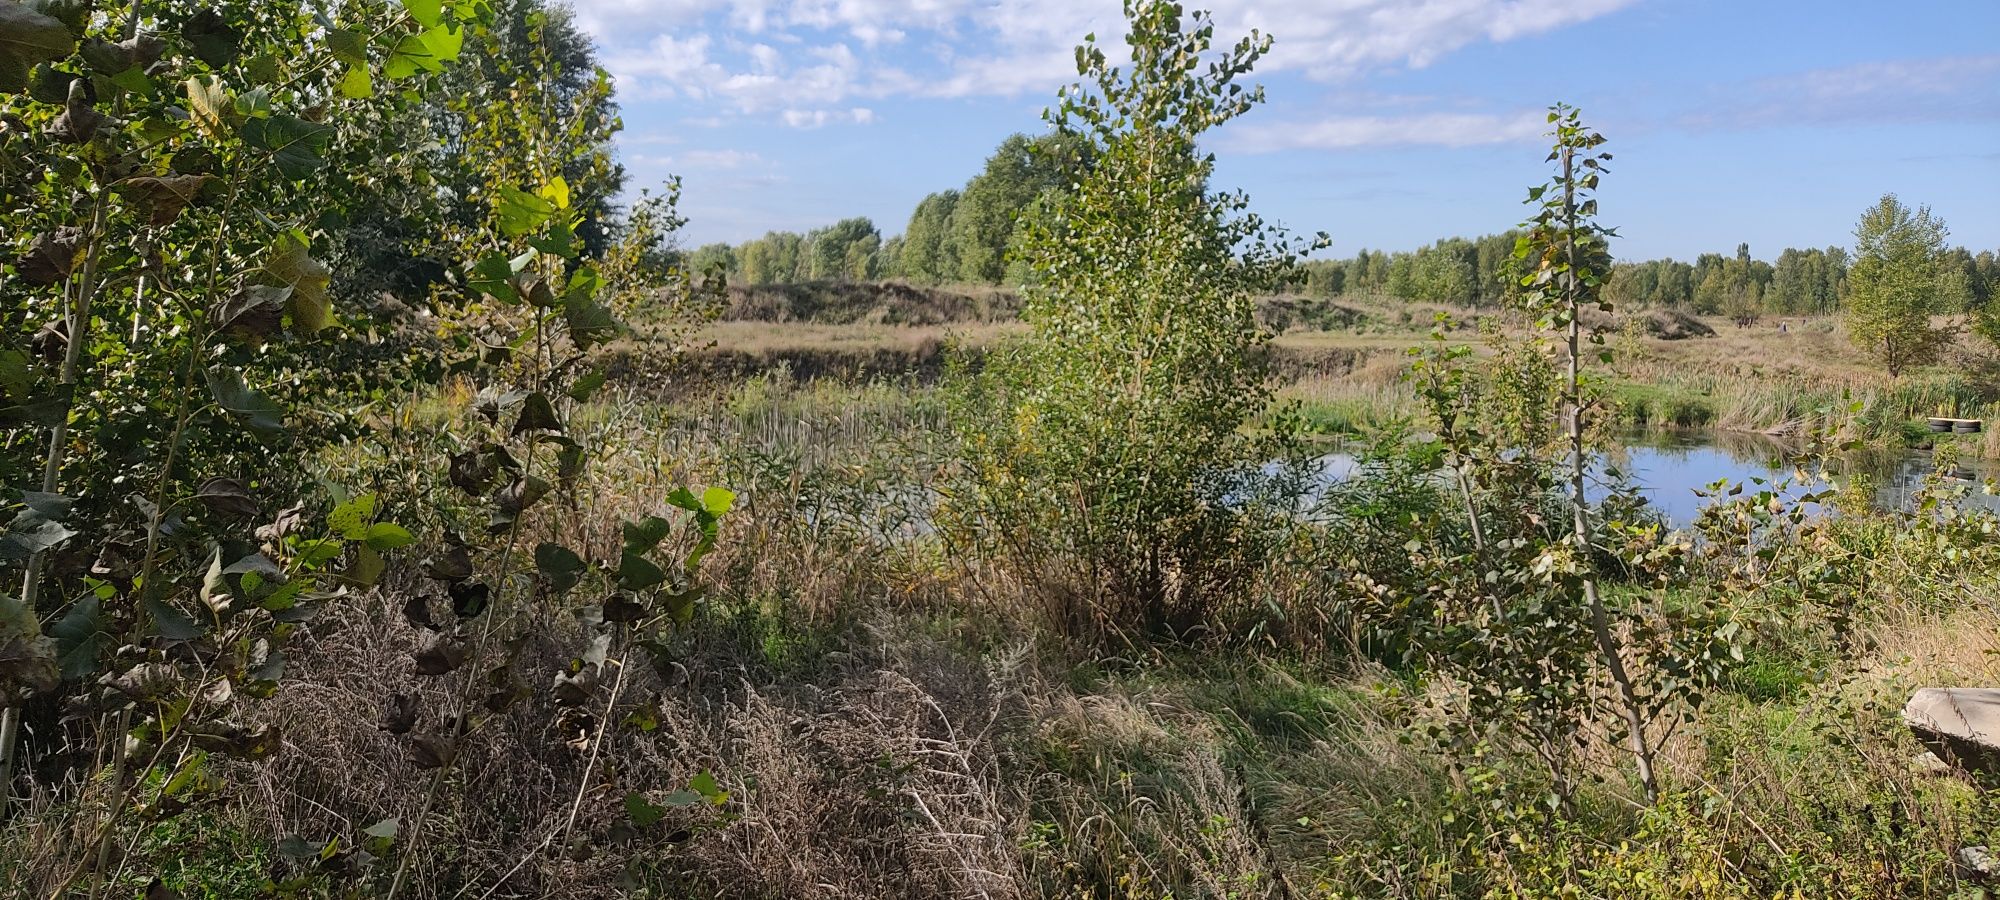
(687, 242, 736, 278)
(948, 132, 1090, 283)
(1513, 104, 1662, 802)
(877, 234, 905, 278)
(805, 216, 880, 281)
(899, 189, 960, 283)
(1845, 194, 1964, 377)
(954, 1, 1322, 641)
(0, 0, 476, 876)
(737, 230, 804, 284)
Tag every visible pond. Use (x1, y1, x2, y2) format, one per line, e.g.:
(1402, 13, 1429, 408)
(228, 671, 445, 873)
(1312, 432, 2000, 530)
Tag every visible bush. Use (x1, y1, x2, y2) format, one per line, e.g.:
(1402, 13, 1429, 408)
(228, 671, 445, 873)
(948, 1, 1321, 646)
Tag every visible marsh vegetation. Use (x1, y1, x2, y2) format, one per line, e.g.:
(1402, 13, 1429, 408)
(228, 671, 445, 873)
(4, 1, 2000, 898)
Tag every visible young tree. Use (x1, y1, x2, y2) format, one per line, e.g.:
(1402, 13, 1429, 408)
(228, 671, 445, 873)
(737, 230, 804, 284)
(1514, 104, 1661, 802)
(954, 1, 1322, 641)
(1845, 194, 1964, 377)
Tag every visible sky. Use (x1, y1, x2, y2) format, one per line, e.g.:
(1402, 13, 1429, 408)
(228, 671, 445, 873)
(564, 0, 2000, 261)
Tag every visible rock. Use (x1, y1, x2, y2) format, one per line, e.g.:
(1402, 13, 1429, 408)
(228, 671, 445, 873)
(1960, 845, 1997, 879)
(1912, 750, 1953, 775)
(1903, 688, 2000, 775)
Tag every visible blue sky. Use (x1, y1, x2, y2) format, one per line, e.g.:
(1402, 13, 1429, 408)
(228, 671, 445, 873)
(567, 0, 2000, 261)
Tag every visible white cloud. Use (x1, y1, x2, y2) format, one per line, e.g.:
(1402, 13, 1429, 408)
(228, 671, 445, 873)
(575, 0, 1639, 113)
(779, 107, 877, 127)
(1227, 110, 1549, 152)
(1683, 54, 2000, 130)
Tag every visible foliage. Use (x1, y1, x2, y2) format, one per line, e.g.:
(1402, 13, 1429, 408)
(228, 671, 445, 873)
(1845, 194, 1966, 377)
(363, 38, 731, 897)
(944, 132, 1093, 285)
(949, 0, 1324, 644)
(0, 0, 477, 890)
(898, 189, 960, 283)
(1344, 107, 1743, 810)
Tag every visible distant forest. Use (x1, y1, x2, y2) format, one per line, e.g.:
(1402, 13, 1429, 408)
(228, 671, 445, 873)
(681, 133, 1998, 320)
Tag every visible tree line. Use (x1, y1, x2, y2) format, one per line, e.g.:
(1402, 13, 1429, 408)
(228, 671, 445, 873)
(1287, 234, 1995, 322)
(684, 132, 1090, 286)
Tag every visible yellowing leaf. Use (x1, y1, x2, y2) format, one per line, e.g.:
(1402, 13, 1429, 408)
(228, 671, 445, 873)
(538, 176, 570, 211)
(338, 62, 372, 99)
(265, 234, 333, 332)
(184, 75, 232, 140)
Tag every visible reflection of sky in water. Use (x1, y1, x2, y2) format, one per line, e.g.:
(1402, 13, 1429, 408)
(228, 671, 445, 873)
(1314, 438, 2000, 531)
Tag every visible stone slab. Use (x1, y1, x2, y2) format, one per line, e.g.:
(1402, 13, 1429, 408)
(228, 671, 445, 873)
(1904, 688, 2000, 775)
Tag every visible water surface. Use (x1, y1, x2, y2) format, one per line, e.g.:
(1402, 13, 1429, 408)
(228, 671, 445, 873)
(1313, 433, 1999, 530)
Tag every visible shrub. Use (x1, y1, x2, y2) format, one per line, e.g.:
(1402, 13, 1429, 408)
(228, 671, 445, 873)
(948, 0, 1322, 646)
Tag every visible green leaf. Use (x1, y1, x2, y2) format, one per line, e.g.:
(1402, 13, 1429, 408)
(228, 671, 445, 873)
(495, 186, 556, 237)
(22, 0, 88, 33)
(625, 792, 666, 827)
(699, 487, 734, 517)
(143, 595, 206, 641)
(182, 8, 243, 68)
(534, 542, 587, 595)
(567, 369, 607, 403)
(562, 292, 620, 350)
(204, 368, 286, 436)
(348, 544, 385, 587)
(243, 52, 280, 84)
(688, 770, 728, 805)
(0, 2, 76, 94)
(51, 595, 105, 680)
(404, 0, 444, 27)
(538, 176, 571, 210)
(423, 23, 462, 63)
(242, 115, 333, 181)
(329, 494, 378, 541)
(363, 817, 399, 840)
(615, 550, 665, 592)
(384, 24, 459, 79)
(362, 522, 416, 551)
(338, 62, 372, 99)
(326, 28, 367, 65)
(0, 497, 72, 562)
(512, 391, 562, 435)
(466, 253, 522, 303)
(621, 516, 671, 555)
(664, 488, 701, 515)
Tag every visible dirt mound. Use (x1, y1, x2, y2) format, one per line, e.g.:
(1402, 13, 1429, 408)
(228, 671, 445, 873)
(726, 280, 1019, 325)
(1257, 294, 1364, 332)
(1641, 308, 1716, 340)
(1580, 306, 1716, 340)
